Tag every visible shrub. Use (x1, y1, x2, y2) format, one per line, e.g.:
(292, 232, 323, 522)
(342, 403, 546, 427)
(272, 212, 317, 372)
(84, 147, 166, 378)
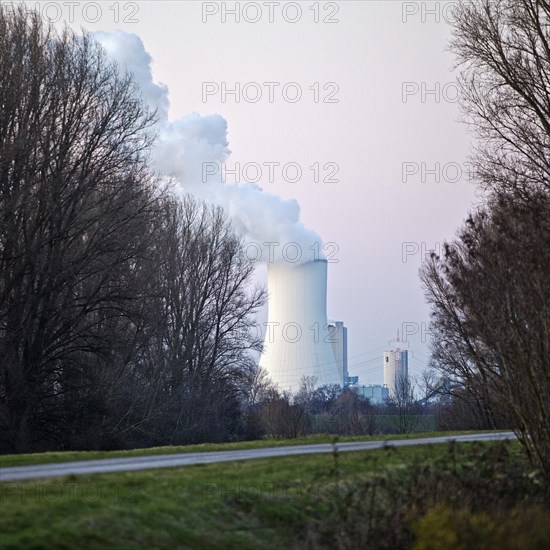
(303, 442, 549, 549)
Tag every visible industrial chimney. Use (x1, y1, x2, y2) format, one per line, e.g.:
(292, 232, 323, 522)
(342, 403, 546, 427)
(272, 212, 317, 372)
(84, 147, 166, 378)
(259, 259, 343, 394)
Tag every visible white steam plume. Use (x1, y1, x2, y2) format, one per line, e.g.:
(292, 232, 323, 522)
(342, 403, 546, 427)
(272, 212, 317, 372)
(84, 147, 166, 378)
(94, 30, 323, 263)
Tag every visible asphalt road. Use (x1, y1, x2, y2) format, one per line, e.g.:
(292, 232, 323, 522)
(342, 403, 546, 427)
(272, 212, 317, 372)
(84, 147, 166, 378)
(0, 432, 516, 482)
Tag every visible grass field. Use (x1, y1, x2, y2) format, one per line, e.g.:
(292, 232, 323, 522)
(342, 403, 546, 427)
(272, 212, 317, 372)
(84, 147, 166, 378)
(0, 430, 489, 467)
(0, 443, 471, 549)
(1, 438, 535, 550)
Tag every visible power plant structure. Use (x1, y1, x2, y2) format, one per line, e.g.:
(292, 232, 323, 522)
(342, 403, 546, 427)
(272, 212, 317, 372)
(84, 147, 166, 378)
(351, 384, 389, 405)
(259, 259, 346, 394)
(328, 320, 349, 386)
(383, 348, 409, 398)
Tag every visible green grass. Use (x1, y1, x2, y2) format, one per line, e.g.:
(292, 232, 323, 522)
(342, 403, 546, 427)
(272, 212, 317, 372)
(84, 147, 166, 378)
(0, 441, 515, 550)
(0, 430, 492, 467)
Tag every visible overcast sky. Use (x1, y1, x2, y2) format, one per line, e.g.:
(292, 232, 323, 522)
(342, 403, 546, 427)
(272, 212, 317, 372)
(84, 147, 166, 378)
(36, 0, 480, 385)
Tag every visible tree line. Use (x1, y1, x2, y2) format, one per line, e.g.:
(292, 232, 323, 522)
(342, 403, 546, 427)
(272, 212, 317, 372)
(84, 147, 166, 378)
(0, 7, 264, 452)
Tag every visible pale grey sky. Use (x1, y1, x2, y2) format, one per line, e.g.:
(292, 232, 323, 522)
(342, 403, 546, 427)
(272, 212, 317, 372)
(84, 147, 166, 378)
(36, 0, 479, 384)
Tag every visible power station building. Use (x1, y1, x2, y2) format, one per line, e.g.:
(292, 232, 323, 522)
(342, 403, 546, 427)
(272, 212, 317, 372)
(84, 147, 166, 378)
(383, 348, 409, 397)
(259, 260, 347, 394)
(351, 384, 389, 405)
(328, 320, 349, 386)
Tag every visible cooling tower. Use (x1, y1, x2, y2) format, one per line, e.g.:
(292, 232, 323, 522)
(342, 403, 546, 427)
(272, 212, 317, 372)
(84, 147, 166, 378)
(259, 260, 343, 394)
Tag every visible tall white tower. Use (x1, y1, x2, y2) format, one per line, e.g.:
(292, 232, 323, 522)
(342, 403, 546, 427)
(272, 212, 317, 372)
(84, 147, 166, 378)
(259, 260, 343, 394)
(383, 349, 409, 397)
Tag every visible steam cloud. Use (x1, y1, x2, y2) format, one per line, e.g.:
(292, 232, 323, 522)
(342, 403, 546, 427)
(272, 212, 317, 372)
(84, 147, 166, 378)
(94, 30, 323, 263)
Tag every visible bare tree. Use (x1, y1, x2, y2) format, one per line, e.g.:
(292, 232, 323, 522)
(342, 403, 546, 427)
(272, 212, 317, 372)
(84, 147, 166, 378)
(294, 376, 320, 408)
(0, 6, 161, 451)
(386, 375, 422, 434)
(243, 367, 276, 408)
(126, 195, 265, 445)
(421, 193, 550, 474)
(450, 0, 550, 198)
(417, 0, 550, 476)
(260, 394, 309, 439)
(330, 389, 376, 436)
(0, 7, 266, 452)
(414, 368, 440, 403)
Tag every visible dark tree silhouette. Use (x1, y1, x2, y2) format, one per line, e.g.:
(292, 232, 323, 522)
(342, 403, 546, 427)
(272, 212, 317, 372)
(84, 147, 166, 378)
(421, 194, 550, 474)
(0, 6, 161, 451)
(420, 0, 550, 477)
(450, 0, 550, 198)
(0, 7, 265, 452)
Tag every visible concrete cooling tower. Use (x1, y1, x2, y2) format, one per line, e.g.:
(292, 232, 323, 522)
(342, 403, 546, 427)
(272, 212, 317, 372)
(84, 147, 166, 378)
(259, 260, 343, 394)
